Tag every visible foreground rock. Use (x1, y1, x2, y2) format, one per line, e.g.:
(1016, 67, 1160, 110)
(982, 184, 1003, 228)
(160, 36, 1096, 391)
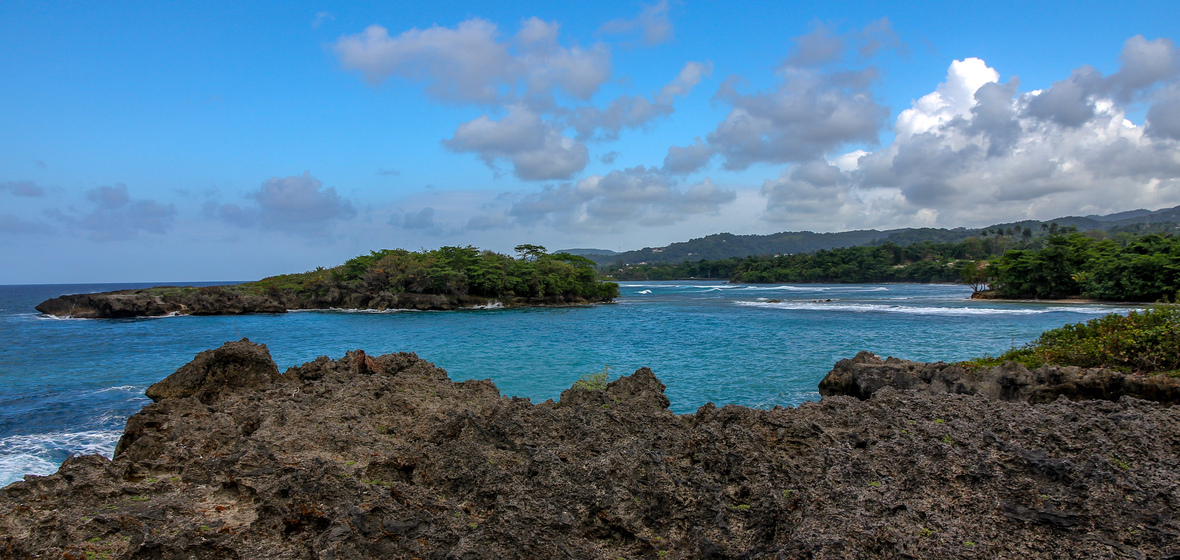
(3, 342, 1179, 559)
(820, 351, 1180, 404)
(35, 285, 606, 318)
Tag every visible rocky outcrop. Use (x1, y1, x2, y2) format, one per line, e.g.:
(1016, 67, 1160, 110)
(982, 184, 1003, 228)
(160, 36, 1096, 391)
(3, 342, 1180, 559)
(820, 351, 1180, 404)
(35, 285, 607, 318)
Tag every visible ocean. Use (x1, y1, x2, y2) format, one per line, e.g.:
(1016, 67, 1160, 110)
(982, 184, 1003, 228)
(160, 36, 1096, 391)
(0, 281, 1138, 487)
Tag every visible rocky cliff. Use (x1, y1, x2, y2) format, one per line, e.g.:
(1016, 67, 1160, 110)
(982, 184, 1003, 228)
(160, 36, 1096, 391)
(2, 342, 1179, 559)
(34, 285, 606, 318)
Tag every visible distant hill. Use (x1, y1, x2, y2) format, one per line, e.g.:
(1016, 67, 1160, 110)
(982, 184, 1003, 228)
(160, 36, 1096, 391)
(556, 248, 619, 257)
(581, 205, 1180, 266)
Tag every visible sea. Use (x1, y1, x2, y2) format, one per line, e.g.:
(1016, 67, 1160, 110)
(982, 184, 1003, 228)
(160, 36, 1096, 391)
(0, 281, 1139, 487)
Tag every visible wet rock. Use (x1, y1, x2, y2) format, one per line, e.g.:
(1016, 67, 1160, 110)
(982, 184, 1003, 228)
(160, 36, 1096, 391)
(3, 345, 1180, 559)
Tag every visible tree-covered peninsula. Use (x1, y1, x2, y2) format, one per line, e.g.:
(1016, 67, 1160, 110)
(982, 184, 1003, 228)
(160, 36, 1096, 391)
(610, 230, 1180, 303)
(36, 245, 620, 318)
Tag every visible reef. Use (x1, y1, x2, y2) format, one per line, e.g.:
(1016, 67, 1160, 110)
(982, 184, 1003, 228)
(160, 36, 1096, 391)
(2, 341, 1179, 559)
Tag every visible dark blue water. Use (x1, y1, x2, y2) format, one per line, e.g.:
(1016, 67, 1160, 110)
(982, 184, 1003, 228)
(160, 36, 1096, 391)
(0, 281, 1137, 486)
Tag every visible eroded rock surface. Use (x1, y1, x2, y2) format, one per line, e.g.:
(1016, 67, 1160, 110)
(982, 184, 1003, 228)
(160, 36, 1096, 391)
(35, 285, 606, 318)
(3, 342, 1179, 559)
(820, 351, 1180, 405)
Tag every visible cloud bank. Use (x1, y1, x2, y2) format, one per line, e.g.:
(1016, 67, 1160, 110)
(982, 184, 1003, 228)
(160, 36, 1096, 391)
(761, 35, 1180, 230)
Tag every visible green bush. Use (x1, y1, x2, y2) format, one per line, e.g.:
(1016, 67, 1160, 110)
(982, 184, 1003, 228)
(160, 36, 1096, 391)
(572, 365, 611, 391)
(968, 305, 1180, 374)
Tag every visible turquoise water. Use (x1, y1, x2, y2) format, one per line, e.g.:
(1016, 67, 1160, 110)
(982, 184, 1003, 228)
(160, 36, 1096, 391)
(0, 281, 1138, 486)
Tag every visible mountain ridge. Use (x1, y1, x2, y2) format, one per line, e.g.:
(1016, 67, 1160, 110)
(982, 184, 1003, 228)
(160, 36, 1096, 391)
(562, 205, 1180, 265)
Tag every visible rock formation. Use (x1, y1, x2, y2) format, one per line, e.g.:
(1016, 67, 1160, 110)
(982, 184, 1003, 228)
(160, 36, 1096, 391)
(820, 351, 1180, 404)
(2, 342, 1179, 559)
(34, 285, 606, 318)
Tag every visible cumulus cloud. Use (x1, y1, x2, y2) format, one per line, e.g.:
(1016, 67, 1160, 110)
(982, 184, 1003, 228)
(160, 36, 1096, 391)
(568, 61, 712, 141)
(599, 1, 674, 46)
(707, 67, 888, 170)
(783, 22, 846, 67)
(47, 184, 176, 241)
(0, 181, 45, 197)
(336, 16, 710, 182)
(762, 40, 1180, 232)
(668, 20, 897, 172)
(1147, 86, 1180, 140)
(333, 18, 610, 103)
(501, 166, 736, 231)
(206, 172, 356, 235)
(663, 137, 714, 175)
(444, 105, 589, 180)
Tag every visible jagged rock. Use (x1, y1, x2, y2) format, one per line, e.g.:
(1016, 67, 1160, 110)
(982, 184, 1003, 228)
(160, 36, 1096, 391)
(143, 339, 280, 403)
(3, 344, 1180, 559)
(820, 350, 1180, 404)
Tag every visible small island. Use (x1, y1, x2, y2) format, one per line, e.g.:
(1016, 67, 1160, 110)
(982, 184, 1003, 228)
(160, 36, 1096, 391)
(35, 245, 620, 318)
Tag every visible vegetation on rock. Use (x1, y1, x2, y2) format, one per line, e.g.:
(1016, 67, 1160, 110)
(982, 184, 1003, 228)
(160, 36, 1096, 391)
(35, 244, 619, 317)
(968, 305, 1180, 375)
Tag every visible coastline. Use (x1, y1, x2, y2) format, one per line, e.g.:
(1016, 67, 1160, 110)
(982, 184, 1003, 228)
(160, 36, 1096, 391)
(3, 341, 1178, 558)
(969, 290, 1141, 305)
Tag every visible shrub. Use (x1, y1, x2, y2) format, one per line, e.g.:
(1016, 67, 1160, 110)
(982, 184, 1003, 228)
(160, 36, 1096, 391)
(967, 305, 1180, 374)
(572, 365, 611, 391)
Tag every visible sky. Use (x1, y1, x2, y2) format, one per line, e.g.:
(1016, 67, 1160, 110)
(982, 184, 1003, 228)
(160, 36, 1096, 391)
(2, 1, 1179, 283)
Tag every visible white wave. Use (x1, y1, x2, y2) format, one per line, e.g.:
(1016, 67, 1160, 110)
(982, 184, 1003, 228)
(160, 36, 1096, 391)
(34, 313, 87, 321)
(292, 307, 416, 314)
(759, 285, 832, 292)
(736, 300, 1135, 316)
(0, 430, 120, 487)
(635, 290, 653, 294)
(469, 301, 505, 310)
(92, 385, 148, 394)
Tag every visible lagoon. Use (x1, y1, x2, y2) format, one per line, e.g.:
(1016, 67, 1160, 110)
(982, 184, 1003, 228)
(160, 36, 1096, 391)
(0, 281, 1138, 486)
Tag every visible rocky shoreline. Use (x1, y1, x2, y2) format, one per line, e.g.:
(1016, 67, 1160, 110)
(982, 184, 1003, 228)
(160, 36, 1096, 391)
(34, 286, 609, 318)
(2, 342, 1179, 559)
(819, 351, 1180, 405)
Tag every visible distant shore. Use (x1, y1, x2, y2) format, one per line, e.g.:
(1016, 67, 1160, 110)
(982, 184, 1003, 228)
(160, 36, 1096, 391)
(969, 290, 1139, 305)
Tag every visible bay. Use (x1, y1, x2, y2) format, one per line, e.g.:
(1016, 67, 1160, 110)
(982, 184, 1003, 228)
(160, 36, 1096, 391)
(0, 281, 1138, 486)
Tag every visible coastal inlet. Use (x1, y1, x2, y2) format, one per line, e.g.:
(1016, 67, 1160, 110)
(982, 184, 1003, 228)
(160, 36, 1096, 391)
(0, 281, 1139, 486)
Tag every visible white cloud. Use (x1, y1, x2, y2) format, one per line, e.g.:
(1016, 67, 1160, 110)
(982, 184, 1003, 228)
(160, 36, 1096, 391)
(568, 61, 712, 141)
(503, 166, 736, 231)
(761, 44, 1180, 231)
(599, 1, 674, 46)
(47, 184, 176, 241)
(894, 58, 999, 139)
(206, 172, 356, 235)
(668, 21, 898, 172)
(444, 105, 589, 181)
(333, 18, 610, 104)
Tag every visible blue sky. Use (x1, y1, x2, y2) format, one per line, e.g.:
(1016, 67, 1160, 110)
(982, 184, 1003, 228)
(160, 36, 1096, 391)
(2, 0, 1179, 283)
